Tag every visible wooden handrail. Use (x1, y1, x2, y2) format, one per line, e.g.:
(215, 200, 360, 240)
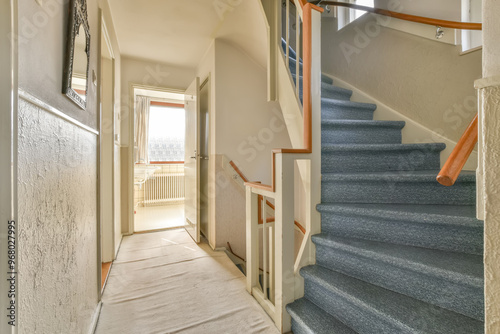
(230, 159, 306, 233)
(229, 160, 249, 183)
(321, 1, 482, 30)
(437, 114, 478, 186)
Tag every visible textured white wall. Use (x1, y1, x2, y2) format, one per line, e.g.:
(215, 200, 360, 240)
(18, 99, 98, 334)
(481, 1, 500, 333)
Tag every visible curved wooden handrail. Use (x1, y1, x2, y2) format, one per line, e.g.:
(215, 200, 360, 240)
(321, 1, 482, 30)
(437, 114, 478, 186)
(230, 159, 306, 233)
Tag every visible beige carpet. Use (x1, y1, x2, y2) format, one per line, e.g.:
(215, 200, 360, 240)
(95, 229, 279, 334)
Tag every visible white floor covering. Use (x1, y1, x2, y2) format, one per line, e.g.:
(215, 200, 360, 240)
(95, 229, 280, 334)
(134, 204, 185, 232)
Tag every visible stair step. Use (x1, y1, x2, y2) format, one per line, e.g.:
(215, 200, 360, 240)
(301, 265, 484, 333)
(321, 170, 476, 205)
(287, 298, 357, 334)
(292, 74, 353, 101)
(288, 57, 334, 84)
(321, 143, 445, 172)
(322, 120, 404, 144)
(322, 98, 376, 120)
(281, 38, 298, 61)
(312, 234, 484, 320)
(317, 203, 483, 255)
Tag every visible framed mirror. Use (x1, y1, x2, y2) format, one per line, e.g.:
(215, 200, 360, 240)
(63, 0, 90, 110)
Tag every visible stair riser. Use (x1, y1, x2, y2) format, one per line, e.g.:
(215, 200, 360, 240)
(321, 180, 476, 205)
(322, 126, 402, 144)
(291, 320, 309, 334)
(304, 281, 406, 333)
(322, 149, 441, 172)
(289, 60, 333, 84)
(321, 105, 374, 121)
(294, 78, 352, 101)
(322, 89, 352, 101)
(314, 244, 484, 321)
(320, 213, 483, 255)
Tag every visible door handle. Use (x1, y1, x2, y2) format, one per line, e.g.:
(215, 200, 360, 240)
(200, 156, 209, 160)
(190, 156, 197, 159)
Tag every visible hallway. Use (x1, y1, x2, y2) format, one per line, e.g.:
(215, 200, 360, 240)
(95, 229, 279, 334)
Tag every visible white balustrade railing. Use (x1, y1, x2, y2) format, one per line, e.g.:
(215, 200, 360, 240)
(246, 2, 323, 332)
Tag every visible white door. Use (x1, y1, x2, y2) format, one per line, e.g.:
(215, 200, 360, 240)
(184, 77, 200, 243)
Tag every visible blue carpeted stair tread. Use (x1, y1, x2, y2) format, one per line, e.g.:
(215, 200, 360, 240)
(316, 203, 479, 224)
(322, 170, 476, 183)
(322, 119, 406, 128)
(301, 265, 484, 333)
(321, 170, 476, 205)
(292, 73, 353, 101)
(321, 143, 445, 172)
(312, 233, 483, 286)
(317, 204, 483, 255)
(322, 98, 377, 112)
(287, 298, 357, 334)
(288, 57, 333, 84)
(321, 143, 446, 152)
(312, 234, 484, 320)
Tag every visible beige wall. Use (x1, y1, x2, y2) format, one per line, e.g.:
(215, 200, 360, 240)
(481, 1, 500, 333)
(322, 14, 482, 143)
(212, 39, 291, 251)
(18, 0, 99, 129)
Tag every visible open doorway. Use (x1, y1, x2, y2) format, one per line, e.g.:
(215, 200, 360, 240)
(133, 88, 186, 232)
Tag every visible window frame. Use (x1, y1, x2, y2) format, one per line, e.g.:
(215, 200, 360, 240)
(148, 100, 186, 164)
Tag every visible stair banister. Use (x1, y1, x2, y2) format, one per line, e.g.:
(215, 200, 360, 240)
(245, 1, 323, 332)
(321, 1, 482, 30)
(437, 114, 478, 186)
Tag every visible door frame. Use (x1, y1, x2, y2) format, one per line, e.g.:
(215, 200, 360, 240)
(0, 0, 18, 332)
(126, 84, 185, 235)
(97, 11, 117, 291)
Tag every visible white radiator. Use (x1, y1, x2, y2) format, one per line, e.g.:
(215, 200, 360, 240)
(144, 171, 185, 206)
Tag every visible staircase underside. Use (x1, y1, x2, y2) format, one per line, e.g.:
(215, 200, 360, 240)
(283, 42, 484, 334)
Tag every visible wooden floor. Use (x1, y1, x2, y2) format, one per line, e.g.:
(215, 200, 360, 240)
(101, 262, 112, 290)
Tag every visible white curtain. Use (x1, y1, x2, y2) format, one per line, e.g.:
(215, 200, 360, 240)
(134, 96, 151, 164)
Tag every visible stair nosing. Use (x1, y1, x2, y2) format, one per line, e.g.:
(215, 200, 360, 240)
(321, 143, 446, 152)
(316, 204, 481, 227)
(322, 119, 406, 128)
(301, 265, 484, 332)
(312, 233, 483, 288)
(321, 170, 476, 183)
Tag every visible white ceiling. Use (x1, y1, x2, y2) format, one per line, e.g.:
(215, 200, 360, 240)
(108, 0, 268, 69)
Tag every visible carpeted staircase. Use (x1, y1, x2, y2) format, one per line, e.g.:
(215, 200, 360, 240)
(282, 41, 484, 333)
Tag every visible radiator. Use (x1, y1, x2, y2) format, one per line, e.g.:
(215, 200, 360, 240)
(144, 171, 185, 206)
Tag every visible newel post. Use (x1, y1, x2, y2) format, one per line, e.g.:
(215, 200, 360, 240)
(273, 153, 295, 332)
(246, 187, 259, 294)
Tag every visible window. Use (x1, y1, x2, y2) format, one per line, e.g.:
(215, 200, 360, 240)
(352, 0, 374, 21)
(148, 104, 185, 163)
(461, 0, 482, 52)
(338, 0, 374, 30)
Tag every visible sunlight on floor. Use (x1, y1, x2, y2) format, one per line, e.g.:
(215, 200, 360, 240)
(134, 204, 184, 232)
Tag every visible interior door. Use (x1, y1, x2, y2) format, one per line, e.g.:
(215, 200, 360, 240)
(184, 77, 200, 243)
